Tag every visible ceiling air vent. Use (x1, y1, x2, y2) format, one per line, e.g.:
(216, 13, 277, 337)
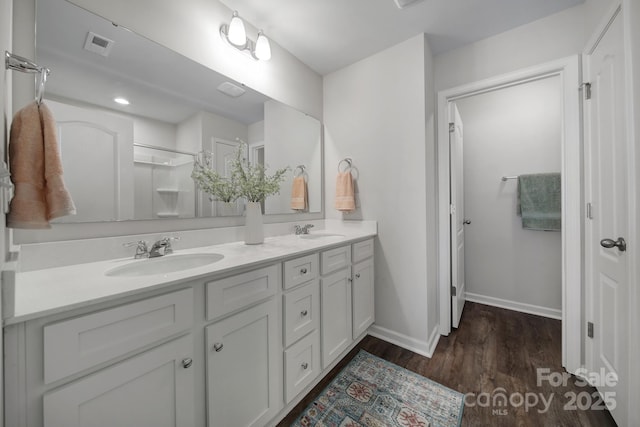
(83, 32, 115, 57)
(217, 82, 246, 98)
(393, 0, 425, 9)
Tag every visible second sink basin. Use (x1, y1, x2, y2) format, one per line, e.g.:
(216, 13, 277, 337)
(106, 253, 224, 277)
(298, 233, 346, 240)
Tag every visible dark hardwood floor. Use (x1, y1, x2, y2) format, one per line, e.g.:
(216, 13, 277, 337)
(278, 302, 618, 427)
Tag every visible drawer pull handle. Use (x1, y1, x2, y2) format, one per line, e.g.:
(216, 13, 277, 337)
(355, 273, 361, 279)
(301, 362, 309, 370)
(300, 268, 308, 274)
(182, 358, 193, 369)
(301, 310, 308, 316)
(213, 343, 224, 352)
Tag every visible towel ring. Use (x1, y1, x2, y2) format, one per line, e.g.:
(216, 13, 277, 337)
(293, 165, 306, 177)
(338, 158, 352, 173)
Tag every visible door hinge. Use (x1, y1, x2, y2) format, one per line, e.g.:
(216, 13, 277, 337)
(451, 286, 457, 296)
(449, 122, 455, 133)
(450, 204, 456, 215)
(581, 82, 592, 100)
(587, 322, 594, 338)
(586, 202, 593, 220)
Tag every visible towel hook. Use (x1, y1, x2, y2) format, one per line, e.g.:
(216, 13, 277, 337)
(293, 165, 306, 177)
(338, 158, 352, 173)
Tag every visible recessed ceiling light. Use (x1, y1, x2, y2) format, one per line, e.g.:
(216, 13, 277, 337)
(217, 82, 246, 98)
(393, 0, 425, 9)
(114, 97, 130, 105)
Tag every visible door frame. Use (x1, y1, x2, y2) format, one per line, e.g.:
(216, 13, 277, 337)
(436, 56, 582, 372)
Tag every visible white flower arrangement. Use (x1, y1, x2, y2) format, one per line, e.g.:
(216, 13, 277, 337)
(192, 140, 288, 204)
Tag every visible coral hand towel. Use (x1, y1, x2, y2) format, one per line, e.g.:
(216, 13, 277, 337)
(290, 175, 308, 211)
(7, 102, 76, 229)
(335, 172, 355, 212)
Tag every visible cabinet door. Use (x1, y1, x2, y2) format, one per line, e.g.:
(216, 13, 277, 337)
(352, 258, 375, 338)
(206, 298, 281, 427)
(43, 335, 194, 427)
(321, 268, 352, 369)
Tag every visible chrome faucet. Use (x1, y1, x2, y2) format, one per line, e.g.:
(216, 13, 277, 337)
(294, 224, 314, 235)
(149, 236, 180, 258)
(123, 240, 149, 259)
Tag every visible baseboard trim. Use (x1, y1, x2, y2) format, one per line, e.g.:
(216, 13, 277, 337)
(466, 292, 562, 320)
(368, 324, 435, 358)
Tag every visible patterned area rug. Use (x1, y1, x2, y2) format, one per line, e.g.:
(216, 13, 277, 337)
(292, 350, 464, 427)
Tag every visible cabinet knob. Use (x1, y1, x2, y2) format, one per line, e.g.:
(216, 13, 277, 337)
(182, 358, 193, 369)
(301, 310, 308, 316)
(213, 343, 224, 352)
(355, 273, 361, 279)
(301, 362, 309, 370)
(347, 278, 353, 283)
(300, 267, 308, 274)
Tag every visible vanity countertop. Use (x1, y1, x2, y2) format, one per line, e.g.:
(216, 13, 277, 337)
(8, 228, 376, 325)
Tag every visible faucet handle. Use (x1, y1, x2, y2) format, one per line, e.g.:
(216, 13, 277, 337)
(160, 236, 180, 254)
(123, 240, 149, 259)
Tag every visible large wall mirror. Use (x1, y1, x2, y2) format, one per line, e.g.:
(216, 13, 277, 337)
(36, 0, 322, 224)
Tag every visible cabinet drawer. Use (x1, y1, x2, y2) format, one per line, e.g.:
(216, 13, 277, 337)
(352, 238, 374, 263)
(321, 245, 351, 275)
(43, 288, 193, 385)
(283, 253, 318, 290)
(206, 264, 279, 321)
(284, 330, 320, 403)
(283, 280, 319, 347)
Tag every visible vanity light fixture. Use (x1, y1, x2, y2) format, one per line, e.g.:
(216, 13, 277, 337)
(114, 97, 130, 105)
(220, 11, 271, 61)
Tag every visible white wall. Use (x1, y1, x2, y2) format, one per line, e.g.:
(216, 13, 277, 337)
(434, 5, 587, 91)
(67, 0, 322, 119)
(455, 76, 562, 313)
(133, 117, 177, 151)
(324, 34, 439, 355)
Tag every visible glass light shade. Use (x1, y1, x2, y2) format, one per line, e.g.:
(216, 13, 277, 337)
(254, 31, 271, 61)
(227, 11, 246, 46)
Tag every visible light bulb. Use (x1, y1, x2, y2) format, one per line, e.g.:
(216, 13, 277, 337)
(254, 31, 271, 60)
(227, 11, 247, 46)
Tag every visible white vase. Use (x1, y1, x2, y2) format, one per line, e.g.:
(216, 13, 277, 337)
(244, 201, 264, 245)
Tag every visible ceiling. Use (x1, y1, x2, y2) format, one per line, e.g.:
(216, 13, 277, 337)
(219, 0, 585, 75)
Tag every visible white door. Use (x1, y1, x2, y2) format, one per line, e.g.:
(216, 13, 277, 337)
(449, 103, 466, 328)
(47, 100, 134, 222)
(43, 335, 195, 427)
(585, 10, 629, 426)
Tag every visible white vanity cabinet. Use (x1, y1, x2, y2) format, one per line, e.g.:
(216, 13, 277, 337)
(204, 265, 281, 427)
(5, 233, 376, 427)
(5, 288, 196, 427)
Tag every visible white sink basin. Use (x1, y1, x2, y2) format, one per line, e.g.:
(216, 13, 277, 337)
(298, 233, 346, 240)
(106, 253, 224, 277)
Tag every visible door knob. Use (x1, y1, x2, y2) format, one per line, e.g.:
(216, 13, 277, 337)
(600, 237, 626, 252)
(463, 220, 471, 225)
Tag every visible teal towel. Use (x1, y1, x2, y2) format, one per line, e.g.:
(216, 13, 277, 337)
(517, 173, 561, 231)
